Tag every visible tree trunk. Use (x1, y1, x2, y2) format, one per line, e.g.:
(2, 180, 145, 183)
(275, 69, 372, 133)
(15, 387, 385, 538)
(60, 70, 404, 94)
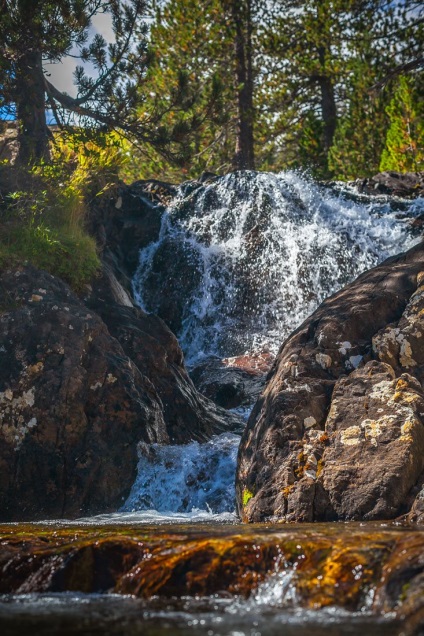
(317, 47, 337, 154)
(232, 0, 255, 171)
(15, 50, 50, 164)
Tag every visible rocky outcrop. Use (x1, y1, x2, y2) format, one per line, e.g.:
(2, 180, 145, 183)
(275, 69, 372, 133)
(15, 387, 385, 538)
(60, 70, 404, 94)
(353, 171, 424, 199)
(0, 266, 167, 521)
(236, 241, 424, 522)
(86, 181, 168, 295)
(0, 265, 240, 521)
(86, 267, 242, 442)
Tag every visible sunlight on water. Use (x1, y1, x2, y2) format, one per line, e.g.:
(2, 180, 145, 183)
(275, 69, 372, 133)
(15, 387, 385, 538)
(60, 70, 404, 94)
(70, 509, 238, 525)
(128, 171, 423, 520)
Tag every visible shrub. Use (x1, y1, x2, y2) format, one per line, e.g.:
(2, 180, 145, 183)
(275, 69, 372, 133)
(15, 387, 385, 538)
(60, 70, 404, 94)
(0, 130, 127, 290)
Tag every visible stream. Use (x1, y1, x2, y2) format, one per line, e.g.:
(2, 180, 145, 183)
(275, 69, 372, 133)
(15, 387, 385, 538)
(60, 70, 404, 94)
(2, 171, 424, 635)
(0, 520, 419, 636)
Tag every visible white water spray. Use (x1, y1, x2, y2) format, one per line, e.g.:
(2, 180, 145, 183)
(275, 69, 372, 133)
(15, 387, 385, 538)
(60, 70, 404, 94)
(122, 433, 239, 515)
(133, 171, 420, 365)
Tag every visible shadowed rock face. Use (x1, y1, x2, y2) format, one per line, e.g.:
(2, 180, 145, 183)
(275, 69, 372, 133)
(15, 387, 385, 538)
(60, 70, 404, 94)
(190, 354, 271, 411)
(0, 265, 241, 521)
(86, 268, 243, 442)
(0, 266, 167, 521)
(353, 171, 424, 199)
(236, 241, 424, 523)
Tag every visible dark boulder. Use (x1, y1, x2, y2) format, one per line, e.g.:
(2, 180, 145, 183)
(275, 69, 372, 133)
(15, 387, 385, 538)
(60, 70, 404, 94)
(236, 241, 424, 522)
(87, 181, 166, 292)
(86, 266, 242, 442)
(0, 266, 167, 521)
(0, 264, 241, 521)
(354, 171, 424, 199)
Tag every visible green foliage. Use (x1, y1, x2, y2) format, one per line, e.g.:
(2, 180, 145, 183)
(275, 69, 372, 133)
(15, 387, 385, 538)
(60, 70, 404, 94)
(328, 59, 390, 180)
(0, 222, 99, 291)
(380, 76, 424, 173)
(0, 131, 130, 289)
(242, 488, 253, 507)
(0, 1, 151, 163)
(122, 0, 236, 181)
(1, 0, 422, 179)
(258, 1, 399, 177)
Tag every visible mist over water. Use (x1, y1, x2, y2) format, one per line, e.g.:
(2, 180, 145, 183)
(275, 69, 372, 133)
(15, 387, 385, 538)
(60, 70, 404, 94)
(133, 170, 420, 365)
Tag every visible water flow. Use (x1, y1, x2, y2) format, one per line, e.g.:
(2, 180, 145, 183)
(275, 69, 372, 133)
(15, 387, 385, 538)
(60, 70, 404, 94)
(128, 170, 421, 518)
(122, 433, 239, 516)
(133, 170, 420, 365)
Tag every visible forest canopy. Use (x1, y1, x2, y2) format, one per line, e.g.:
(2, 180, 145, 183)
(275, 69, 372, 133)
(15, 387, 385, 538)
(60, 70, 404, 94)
(0, 0, 423, 179)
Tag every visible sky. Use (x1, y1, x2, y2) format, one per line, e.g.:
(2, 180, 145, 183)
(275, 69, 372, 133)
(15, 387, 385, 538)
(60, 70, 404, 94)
(44, 12, 114, 96)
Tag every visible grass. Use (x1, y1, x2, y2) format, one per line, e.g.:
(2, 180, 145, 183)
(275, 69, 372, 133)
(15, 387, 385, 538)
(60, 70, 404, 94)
(0, 131, 126, 291)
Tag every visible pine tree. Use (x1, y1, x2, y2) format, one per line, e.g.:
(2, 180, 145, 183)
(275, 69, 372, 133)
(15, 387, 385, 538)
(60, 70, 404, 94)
(256, 0, 413, 177)
(129, 0, 233, 178)
(257, 0, 348, 176)
(225, 0, 255, 170)
(328, 53, 390, 179)
(130, 0, 259, 179)
(0, 1, 151, 164)
(380, 75, 424, 173)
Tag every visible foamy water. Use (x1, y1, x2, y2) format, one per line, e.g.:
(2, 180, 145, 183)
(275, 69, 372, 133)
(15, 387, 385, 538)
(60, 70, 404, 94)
(133, 170, 421, 365)
(122, 433, 240, 516)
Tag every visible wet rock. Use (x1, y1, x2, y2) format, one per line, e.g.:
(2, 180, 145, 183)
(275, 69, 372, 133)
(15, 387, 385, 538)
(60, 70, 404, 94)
(236, 241, 424, 522)
(353, 171, 424, 199)
(0, 266, 168, 521)
(222, 351, 274, 375)
(138, 236, 203, 335)
(0, 263, 242, 521)
(87, 180, 170, 292)
(1, 522, 424, 630)
(407, 482, 424, 524)
(87, 267, 242, 442)
(190, 354, 270, 410)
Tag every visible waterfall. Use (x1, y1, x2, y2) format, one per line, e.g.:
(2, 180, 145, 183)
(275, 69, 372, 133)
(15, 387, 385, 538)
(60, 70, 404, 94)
(133, 170, 421, 365)
(127, 170, 421, 518)
(122, 433, 239, 516)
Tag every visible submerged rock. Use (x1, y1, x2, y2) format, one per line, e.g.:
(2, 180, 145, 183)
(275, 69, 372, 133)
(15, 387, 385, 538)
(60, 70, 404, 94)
(236, 241, 424, 523)
(0, 521, 423, 633)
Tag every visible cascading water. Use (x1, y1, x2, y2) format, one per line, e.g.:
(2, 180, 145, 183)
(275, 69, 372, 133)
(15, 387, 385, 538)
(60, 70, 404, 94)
(3, 174, 423, 636)
(127, 170, 422, 518)
(122, 433, 239, 517)
(133, 170, 422, 365)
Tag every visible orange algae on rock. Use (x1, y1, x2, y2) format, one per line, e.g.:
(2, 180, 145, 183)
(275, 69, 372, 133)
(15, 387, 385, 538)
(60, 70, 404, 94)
(0, 520, 424, 635)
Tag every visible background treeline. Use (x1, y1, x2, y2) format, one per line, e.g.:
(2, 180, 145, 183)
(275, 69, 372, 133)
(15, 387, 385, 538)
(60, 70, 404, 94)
(1, 0, 423, 182)
(129, 0, 424, 181)
(0, 0, 422, 290)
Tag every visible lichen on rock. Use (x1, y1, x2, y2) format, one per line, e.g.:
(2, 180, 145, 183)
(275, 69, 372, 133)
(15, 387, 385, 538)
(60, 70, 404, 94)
(236, 242, 424, 522)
